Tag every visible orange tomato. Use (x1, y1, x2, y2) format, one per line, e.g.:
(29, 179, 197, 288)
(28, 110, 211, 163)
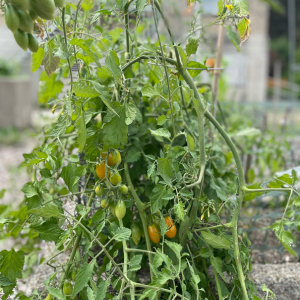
(206, 57, 215, 69)
(101, 152, 114, 166)
(96, 163, 108, 180)
(164, 217, 177, 238)
(148, 224, 160, 244)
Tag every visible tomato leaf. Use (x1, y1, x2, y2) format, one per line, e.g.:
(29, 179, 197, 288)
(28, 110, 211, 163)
(150, 185, 168, 213)
(72, 261, 95, 297)
(201, 231, 232, 250)
(186, 37, 200, 56)
(31, 222, 63, 242)
(157, 158, 173, 185)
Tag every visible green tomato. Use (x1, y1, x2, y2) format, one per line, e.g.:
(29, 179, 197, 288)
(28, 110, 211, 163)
(131, 223, 142, 245)
(115, 200, 126, 220)
(101, 199, 108, 209)
(112, 151, 122, 165)
(119, 185, 128, 194)
(95, 186, 104, 196)
(63, 281, 73, 296)
(71, 269, 77, 281)
(45, 294, 53, 300)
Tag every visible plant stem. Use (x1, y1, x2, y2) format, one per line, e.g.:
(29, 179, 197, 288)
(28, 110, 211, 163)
(204, 111, 248, 300)
(213, 269, 222, 300)
(62, 8, 73, 91)
(178, 70, 206, 189)
(151, 0, 176, 136)
(125, 248, 156, 255)
(124, 162, 154, 281)
(59, 191, 95, 289)
(73, 0, 82, 78)
(124, 0, 133, 60)
(193, 223, 231, 232)
(119, 219, 128, 300)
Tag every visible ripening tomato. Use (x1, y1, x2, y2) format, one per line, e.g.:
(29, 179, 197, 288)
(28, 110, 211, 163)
(206, 57, 215, 69)
(109, 172, 122, 185)
(164, 217, 177, 238)
(148, 224, 160, 244)
(115, 200, 126, 220)
(112, 151, 122, 165)
(71, 269, 77, 281)
(63, 281, 73, 296)
(96, 163, 108, 180)
(131, 223, 142, 245)
(119, 185, 128, 194)
(101, 152, 114, 166)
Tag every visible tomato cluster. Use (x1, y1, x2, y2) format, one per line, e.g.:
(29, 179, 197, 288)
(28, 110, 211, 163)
(148, 217, 177, 244)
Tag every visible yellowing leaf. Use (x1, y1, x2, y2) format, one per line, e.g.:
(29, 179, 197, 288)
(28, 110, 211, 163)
(237, 17, 251, 46)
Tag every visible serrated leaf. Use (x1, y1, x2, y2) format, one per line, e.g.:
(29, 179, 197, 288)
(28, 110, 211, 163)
(136, 0, 148, 12)
(157, 115, 168, 126)
(102, 103, 127, 148)
(201, 231, 232, 250)
(243, 183, 264, 201)
(72, 261, 95, 297)
(38, 72, 63, 104)
(157, 158, 173, 184)
(160, 217, 168, 236)
(28, 204, 61, 218)
(233, 0, 248, 15)
(0, 249, 24, 285)
(125, 103, 137, 125)
(31, 48, 45, 72)
(105, 51, 122, 85)
(147, 162, 156, 178)
(174, 201, 185, 221)
(73, 82, 99, 98)
(186, 37, 199, 56)
(114, 227, 131, 241)
(22, 182, 38, 198)
(95, 281, 108, 300)
(0, 275, 15, 287)
(141, 85, 160, 98)
(187, 61, 206, 77)
(150, 128, 171, 139)
(47, 287, 66, 300)
(127, 148, 141, 162)
(165, 240, 182, 261)
(31, 222, 63, 242)
(177, 46, 187, 69)
(150, 185, 168, 213)
(42, 50, 60, 77)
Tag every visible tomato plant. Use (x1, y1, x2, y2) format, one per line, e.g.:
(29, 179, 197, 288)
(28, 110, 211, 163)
(0, 0, 299, 300)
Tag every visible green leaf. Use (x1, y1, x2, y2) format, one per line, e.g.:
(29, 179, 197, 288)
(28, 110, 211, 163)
(96, 66, 113, 84)
(0, 249, 24, 283)
(150, 128, 171, 139)
(28, 204, 61, 218)
(47, 287, 66, 300)
(159, 216, 168, 236)
(42, 49, 60, 77)
(200, 247, 212, 258)
(105, 51, 122, 85)
(31, 222, 63, 242)
(201, 231, 232, 250)
(141, 85, 160, 98)
(186, 37, 200, 56)
(269, 174, 292, 188)
(70, 38, 101, 67)
(165, 240, 182, 261)
(218, 0, 224, 15)
(72, 261, 95, 297)
(102, 103, 127, 148)
(0, 275, 15, 287)
(76, 113, 87, 152)
(136, 0, 148, 13)
(38, 71, 63, 104)
(237, 18, 248, 37)
(0, 189, 5, 199)
(187, 261, 200, 290)
(187, 61, 206, 77)
(157, 158, 173, 184)
(157, 115, 168, 126)
(150, 185, 168, 213)
(129, 255, 143, 271)
(31, 47, 45, 72)
(48, 114, 71, 137)
(233, 0, 248, 15)
(22, 182, 38, 198)
(261, 0, 284, 13)
(125, 103, 137, 125)
(231, 127, 261, 137)
(61, 163, 79, 193)
(174, 201, 185, 221)
(95, 281, 108, 300)
(114, 227, 131, 241)
(225, 26, 240, 51)
(127, 148, 141, 163)
(211, 256, 226, 282)
(271, 222, 297, 257)
(73, 82, 100, 98)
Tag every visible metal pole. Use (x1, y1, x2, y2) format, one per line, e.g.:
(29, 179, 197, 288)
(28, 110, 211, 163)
(288, 0, 296, 100)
